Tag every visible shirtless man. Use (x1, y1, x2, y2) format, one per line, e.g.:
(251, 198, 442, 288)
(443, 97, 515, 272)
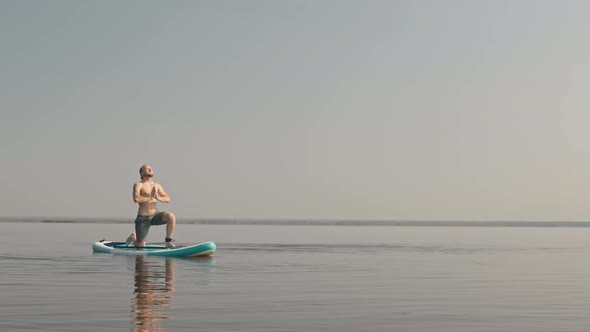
(126, 164, 176, 248)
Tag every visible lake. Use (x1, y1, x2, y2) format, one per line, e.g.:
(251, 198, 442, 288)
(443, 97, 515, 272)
(1, 222, 589, 331)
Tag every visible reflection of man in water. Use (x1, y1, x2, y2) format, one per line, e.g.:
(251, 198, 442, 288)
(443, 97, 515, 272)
(132, 256, 175, 332)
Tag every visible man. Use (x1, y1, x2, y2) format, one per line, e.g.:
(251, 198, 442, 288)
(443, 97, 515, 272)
(126, 164, 176, 248)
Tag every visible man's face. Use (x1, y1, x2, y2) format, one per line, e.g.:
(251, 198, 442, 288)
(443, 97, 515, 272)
(141, 165, 154, 179)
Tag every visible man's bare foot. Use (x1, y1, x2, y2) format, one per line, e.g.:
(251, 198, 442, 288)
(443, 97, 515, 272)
(165, 237, 176, 248)
(126, 233, 136, 247)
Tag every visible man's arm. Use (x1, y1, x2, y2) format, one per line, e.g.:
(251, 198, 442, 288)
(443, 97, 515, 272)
(133, 183, 157, 203)
(155, 183, 171, 203)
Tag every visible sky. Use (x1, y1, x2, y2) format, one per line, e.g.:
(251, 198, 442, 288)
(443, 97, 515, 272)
(2, 0, 590, 221)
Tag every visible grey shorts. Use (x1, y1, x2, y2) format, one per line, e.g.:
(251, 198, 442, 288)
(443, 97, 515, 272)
(135, 211, 166, 242)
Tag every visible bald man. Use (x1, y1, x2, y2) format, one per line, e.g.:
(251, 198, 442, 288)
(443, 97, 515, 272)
(126, 164, 176, 248)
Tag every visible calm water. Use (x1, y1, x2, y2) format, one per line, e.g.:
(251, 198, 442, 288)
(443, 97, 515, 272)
(1, 222, 590, 332)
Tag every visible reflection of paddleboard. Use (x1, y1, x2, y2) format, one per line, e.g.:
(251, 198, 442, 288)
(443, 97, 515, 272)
(92, 240, 216, 257)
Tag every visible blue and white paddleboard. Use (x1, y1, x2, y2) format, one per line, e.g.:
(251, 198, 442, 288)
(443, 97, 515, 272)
(92, 240, 216, 257)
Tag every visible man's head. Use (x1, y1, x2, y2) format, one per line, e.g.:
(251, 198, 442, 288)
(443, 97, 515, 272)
(139, 164, 154, 180)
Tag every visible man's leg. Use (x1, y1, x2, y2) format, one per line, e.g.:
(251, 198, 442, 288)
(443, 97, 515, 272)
(134, 218, 151, 249)
(163, 211, 176, 247)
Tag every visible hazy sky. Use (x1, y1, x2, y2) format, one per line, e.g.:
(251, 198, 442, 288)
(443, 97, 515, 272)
(2, 0, 590, 221)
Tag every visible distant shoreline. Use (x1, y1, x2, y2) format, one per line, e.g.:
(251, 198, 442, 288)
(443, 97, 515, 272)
(2, 218, 590, 228)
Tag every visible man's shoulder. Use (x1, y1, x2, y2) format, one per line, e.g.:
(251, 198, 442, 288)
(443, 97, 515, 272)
(133, 181, 143, 187)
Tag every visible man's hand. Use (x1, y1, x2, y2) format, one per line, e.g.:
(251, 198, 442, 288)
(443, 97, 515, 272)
(151, 184, 159, 200)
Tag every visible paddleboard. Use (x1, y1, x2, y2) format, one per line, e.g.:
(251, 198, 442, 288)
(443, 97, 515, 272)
(92, 240, 216, 257)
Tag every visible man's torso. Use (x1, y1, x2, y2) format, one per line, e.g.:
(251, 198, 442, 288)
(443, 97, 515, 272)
(136, 181, 158, 216)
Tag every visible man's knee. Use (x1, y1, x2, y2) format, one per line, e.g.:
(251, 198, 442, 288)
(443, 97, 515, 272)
(164, 212, 176, 222)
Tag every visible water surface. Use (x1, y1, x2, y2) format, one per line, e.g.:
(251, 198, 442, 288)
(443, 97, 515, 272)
(1, 222, 589, 331)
